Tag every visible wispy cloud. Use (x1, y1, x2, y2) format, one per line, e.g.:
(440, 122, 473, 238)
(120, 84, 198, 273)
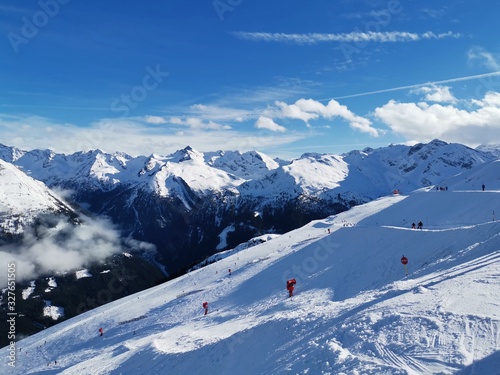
(342, 9, 393, 20)
(188, 104, 252, 122)
(419, 7, 446, 19)
(0, 114, 309, 157)
(468, 46, 500, 71)
(168, 116, 232, 130)
(232, 31, 461, 45)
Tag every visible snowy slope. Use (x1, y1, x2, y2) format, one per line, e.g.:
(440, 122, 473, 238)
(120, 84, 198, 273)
(0, 159, 75, 235)
(341, 139, 495, 198)
(477, 144, 500, 158)
(3, 174, 500, 374)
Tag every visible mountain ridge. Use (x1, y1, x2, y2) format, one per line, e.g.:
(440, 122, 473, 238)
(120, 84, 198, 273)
(0, 139, 498, 277)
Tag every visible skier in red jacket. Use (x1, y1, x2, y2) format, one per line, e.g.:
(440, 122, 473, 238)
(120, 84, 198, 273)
(203, 301, 209, 315)
(286, 279, 296, 298)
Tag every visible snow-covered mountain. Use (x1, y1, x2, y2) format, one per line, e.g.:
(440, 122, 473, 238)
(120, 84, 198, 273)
(3, 161, 499, 374)
(477, 143, 500, 158)
(0, 159, 76, 236)
(0, 140, 498, 278)
(0, 159, 166, 347)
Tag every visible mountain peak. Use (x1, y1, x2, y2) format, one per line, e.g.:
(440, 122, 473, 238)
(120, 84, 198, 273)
(169, 146, 204, 163)
(428, 139, 448, 147)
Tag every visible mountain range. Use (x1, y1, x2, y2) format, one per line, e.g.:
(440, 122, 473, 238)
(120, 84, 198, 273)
(1, 139, 497, 276)
(1, 139, 499, 347)
(1, 157, 499, 374)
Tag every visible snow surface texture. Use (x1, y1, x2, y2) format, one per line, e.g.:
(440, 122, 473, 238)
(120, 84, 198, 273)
(2, 167, 500, 375)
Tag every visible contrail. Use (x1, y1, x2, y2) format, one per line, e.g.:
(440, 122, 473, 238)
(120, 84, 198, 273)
(323, 71, 500, 101)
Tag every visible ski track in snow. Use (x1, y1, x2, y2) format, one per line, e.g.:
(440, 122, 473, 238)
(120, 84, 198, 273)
(3, 191, 500, 374)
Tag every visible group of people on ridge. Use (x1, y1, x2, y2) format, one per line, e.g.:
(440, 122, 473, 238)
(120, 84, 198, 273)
(411, 221, 423, 230)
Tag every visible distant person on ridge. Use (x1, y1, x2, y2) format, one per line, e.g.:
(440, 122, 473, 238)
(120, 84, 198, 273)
(417, 221, 423, 230)
(286, 279, 296, 298)
(411, 222, 416, 229)
(482, 184, 485, 191)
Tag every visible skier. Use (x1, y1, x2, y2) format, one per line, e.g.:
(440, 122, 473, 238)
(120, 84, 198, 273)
(228, 268, 232, 276)
(203, 301, 209, 315)
(482, 184, 485, 191)
(417, 221, 423, 230)
(411, 222, 416, 229)
(286, 279, 296, 298)
(99, 327, 103, 337)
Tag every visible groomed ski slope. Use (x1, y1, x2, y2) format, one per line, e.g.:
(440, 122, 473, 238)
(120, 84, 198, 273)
(3, 188, 500, 374)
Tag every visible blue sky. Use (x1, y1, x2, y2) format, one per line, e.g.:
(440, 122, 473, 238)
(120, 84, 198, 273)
(1, 0, 500, 159)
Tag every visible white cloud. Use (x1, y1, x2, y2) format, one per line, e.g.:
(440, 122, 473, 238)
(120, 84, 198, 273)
(185, 117, 231, 130)
(188, 104, 252, 122)
(232, 31, 461, 45)
(472, 91, 500, 107)
(167, 116, 232, 130)
(412, 85, 457, 103)
(143, 115, 167, 124)
(255, 116, 287, 132)
(374, 92, 500, 145)
(298, 99, 379, 136)
(468, 46, 500, 71)
(0, 216, 151, 285)
(264, 99, 379, 137)
(264, 101, 319, 122)
(420, 8, 446, 19)
(0, 114, 308, 158)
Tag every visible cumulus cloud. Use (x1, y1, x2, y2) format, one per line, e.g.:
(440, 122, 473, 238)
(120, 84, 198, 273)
(232, 31, 461, 45)
(265, 101, 319, 122)
(472, 91, 500, 107)
(374, 91, 500, 145)
(412, 85, 457, 103)
(0, 215, 155, 286)
(264, 99, 379, 136)
(255, 116, 286, 132)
